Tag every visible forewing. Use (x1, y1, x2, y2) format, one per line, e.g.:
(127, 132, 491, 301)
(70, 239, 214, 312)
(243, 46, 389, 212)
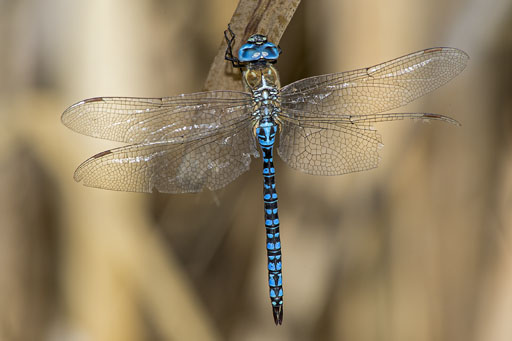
(280, 48, 468, 118)
(62, 91, 252, 143)
(73, 121, 259, 193)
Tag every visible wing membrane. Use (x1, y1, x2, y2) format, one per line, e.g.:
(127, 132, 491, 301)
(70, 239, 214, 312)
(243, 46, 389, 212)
(74, 120, 258, 193)
(280, 48, 468, 118)
(62, 91, 252, 143)
(278, 117, 382, 175)
(280, 108, 460, 125)
(277, 47, 467, 175)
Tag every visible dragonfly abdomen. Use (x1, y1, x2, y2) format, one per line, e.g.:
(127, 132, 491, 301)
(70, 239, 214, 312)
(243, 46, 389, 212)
(256, 118, 283, 325)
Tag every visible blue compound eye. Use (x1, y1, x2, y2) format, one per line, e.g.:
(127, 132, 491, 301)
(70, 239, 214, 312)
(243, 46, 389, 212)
(238, 42, 280, 62)
(238, 44, 260, 62)
(261, 42, 280, 60)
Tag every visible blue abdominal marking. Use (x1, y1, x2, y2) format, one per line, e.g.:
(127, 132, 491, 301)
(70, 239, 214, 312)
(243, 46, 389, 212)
(253, 113, 284, 323)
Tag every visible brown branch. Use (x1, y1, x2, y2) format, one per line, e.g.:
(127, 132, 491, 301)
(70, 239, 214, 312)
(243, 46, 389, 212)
(204, 0, 301, 91)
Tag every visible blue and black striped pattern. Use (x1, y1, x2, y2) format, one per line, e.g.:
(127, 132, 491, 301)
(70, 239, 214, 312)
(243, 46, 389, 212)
(256, 117, 283, 324)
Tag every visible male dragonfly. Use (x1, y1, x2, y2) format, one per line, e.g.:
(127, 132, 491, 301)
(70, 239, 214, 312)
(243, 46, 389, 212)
(62, 25, 468, 325)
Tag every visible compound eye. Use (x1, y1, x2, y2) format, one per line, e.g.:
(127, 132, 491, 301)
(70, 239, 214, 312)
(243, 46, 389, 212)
(239, 44, 259, 62)
(261, 43, 280, 60)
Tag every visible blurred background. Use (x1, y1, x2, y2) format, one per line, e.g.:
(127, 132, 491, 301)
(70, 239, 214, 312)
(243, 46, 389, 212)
(1, 0, 511, 340)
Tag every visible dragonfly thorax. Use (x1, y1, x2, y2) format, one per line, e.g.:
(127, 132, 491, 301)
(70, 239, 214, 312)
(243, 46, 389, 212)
(242, 65, 281, 92)
(245, 65, 281, 128)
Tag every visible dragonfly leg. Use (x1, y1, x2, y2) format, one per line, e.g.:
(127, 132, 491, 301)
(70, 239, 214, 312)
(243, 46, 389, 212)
(224, 24, 243, 68)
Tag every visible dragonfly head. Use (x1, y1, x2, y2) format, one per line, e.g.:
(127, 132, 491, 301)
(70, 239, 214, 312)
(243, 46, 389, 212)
(238, 34, 281, 63)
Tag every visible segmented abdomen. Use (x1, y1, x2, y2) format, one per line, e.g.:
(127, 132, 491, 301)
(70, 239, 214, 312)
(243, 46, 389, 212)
(257, 121, 283, 325)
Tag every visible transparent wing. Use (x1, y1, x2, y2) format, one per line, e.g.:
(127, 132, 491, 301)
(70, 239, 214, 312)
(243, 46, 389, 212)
(277, 47, 468, 175)
(73, 120, 258, 193)
(62, 91, 252, 143)
(278, 117, 383, 175)
(280, 47, 468, 118)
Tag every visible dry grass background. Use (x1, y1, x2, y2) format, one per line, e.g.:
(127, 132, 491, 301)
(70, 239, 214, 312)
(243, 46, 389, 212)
(1, 0, 511, 340)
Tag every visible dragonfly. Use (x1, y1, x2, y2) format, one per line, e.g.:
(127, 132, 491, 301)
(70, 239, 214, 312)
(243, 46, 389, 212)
(62, 25, 468, 325)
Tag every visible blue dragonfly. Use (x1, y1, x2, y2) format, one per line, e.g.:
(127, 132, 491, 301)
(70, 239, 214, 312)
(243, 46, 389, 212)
(62, 25, 468, 325)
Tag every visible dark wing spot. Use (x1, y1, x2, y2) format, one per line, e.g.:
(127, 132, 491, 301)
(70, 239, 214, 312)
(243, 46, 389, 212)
(424, 48, 444, 54)
(84, 97, 104, 103)
(92, 150, 113, 158)
(422, 113, 442, 119)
